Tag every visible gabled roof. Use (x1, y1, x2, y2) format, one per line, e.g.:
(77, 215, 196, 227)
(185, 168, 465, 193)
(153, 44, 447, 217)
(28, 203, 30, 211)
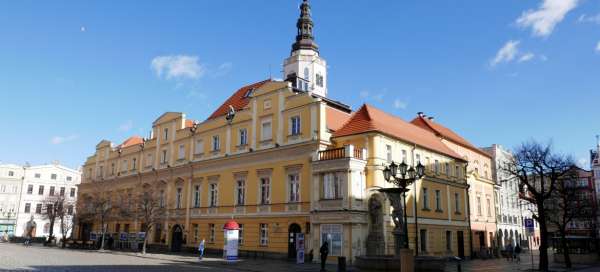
(332, 104, 464, 161)
(119, 136, 144, 149)
(207, 79, 271, 120)
(410, 115, 492, 158)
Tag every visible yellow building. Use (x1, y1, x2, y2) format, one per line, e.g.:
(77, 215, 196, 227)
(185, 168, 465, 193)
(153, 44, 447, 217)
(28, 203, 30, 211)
(75, 0, 474, 264)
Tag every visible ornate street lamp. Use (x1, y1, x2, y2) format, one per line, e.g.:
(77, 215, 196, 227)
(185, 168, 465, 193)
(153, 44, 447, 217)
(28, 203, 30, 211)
(380, 160, 425, 257)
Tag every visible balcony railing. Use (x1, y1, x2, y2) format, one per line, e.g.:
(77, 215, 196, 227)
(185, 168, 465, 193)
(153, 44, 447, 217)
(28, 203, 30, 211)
(317, 145, 365, 161)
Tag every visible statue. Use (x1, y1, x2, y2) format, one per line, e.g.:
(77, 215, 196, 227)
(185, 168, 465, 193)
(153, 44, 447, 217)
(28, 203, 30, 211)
(366, 195, 385, 256)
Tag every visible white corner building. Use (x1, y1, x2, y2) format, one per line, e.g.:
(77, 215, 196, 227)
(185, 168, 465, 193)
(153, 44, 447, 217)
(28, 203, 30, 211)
(13, 163, 81, 238)
(0, 164, 25, 236)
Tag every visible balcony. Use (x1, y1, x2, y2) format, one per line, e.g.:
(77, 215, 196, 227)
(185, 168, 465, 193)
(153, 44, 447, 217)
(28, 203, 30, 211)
(317, 145, 365, 161)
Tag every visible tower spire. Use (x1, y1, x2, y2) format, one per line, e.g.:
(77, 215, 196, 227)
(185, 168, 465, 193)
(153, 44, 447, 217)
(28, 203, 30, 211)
(292, 0, 319, 53)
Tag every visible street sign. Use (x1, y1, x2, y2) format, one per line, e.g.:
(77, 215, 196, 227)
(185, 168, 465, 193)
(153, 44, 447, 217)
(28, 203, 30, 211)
(524, 219, 534, 235)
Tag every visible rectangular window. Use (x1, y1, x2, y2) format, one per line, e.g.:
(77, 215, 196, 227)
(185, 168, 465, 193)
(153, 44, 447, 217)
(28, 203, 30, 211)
(260, 177, 270, 204)
(193, 224, 199, 243)
(261, 121, 272, 141)
(210, 183, 218, 207)
(423, 188, 429, 210)
(67, 205, 73, 215)
(209, 224, 215, 243)
(111, 163, 115, 175)
(35, 204, 42, 214)
(416, 154, 421, 163)
(486, 197, 491, 217)
(420, 229, 427, 253)
(434, 160, 440, 175)
(402, 149, 407, 163)
(131, 158, 137, 170)
(146, 154, 153, 167)
(121, 160, 127, 172)
(446, 231, 452, 252)
(35, 173, 41, 178)
(445, 162, 450, 176)
(259, 223, 268, 246)
(321, 224, 343, 256)
(212, 135, 220, 151)
(289, 173, 300, 202)
(27, 184, 33, 194)
(477, 196, 482, 216)
(38, 185, 44, 195)
(51, 173, 57, 180)
(455, 165, 459, 178)
(239, 129, 248, 145)
(175, 187, 182, 209)
(161, 149, 168, 164)
(238, 224, 244, 245)
(454, 193, 460, 213)
(60, 187, 65, 196)
(24, 203, 31, 213)
(323, 173, 341, 199)
(178, 144, 185, 160)
(236, 179, 245, 206)
(386, 145, 392, 162)
(159, 190, 165, 208)
(163, 128, 169, 141)
(66, 176, 72, 181)
(8, 171, 14, 177)
(290, 116, 301, 135)
(435, 190, 442, 211)
(195, 139, 204, 154)
(49, 186, 55, 196)
(193, 185, 201, 208)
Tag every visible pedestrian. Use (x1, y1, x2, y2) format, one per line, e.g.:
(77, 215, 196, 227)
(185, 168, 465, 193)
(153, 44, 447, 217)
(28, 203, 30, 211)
(198, 238, 205, 260)
(514, 244, 521, 263)
(507, 243, 514, 261)
(320, 241, 329, 272)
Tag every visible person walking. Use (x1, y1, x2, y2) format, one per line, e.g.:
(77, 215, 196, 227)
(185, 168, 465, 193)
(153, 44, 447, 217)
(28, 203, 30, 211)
(320, 241, 329, 272)
(198, 239, 205, 260)
(514, 244, 521, 263)
(505, 243, 514, 261)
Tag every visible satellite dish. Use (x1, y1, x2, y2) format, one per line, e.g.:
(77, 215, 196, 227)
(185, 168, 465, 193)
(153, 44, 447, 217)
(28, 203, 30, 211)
(226, 105, 236, 124)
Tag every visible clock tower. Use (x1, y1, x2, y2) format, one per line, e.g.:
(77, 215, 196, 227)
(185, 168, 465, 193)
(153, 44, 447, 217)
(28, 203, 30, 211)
(283, 0, 328, 97)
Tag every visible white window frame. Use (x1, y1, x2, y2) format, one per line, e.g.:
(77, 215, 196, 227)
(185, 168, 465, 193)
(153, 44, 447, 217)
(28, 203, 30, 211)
(193, 184, 201, 208)
(320, 224, 343, 256)
(323, 172, 341, 200)
(259, 177, 271, 205)
(236, 178, 245, 206)
(209, 183, 218, 207)
(239, 128, 248, 146)
(259, 223, 268, 246)
(288, 173, 300, 203)
(178, 144, 185, 160)
(290, 116, 301, 136)
(194, 139, 204, 155)
(386, 145, 392, 162)
(435, 190, 442, 211)
(161, 149, 168, 164)
(261, 120, 272, 141)
(175, 187, 182, 209)
(212, 135, 220, 151)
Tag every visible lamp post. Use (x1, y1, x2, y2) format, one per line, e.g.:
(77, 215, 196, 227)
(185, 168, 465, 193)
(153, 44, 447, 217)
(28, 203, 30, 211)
(381, 160, 425, 257)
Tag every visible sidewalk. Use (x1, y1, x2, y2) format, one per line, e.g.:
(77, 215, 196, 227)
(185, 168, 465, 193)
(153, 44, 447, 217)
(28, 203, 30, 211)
(96, 249, 344, 272)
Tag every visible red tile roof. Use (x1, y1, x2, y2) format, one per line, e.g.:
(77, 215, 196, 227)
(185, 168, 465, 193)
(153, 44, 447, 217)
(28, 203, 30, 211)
(207, 80, 271, 120)
(332, 104, 465, 160)
(410, 115, 491, 158)
(120, 136, 143, 148)
(184, 119, 197, 128)
(326, 106, 351, 131)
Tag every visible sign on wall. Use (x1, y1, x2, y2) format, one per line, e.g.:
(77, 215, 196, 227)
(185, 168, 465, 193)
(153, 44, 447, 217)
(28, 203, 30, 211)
(524, 219, 534, 236)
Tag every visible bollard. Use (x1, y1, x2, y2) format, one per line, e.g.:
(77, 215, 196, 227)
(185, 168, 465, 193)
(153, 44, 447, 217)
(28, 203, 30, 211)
(337, 256, 346, 272)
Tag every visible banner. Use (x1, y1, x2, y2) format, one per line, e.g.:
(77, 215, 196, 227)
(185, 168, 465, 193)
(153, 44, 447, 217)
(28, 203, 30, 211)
(296, 233, 305, 264)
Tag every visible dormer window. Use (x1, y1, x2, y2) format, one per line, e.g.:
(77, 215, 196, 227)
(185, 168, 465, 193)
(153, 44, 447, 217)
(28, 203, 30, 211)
(243, 88, 254, 98)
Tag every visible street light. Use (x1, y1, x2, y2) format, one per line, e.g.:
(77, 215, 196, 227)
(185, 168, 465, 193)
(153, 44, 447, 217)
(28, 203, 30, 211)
(381, 160, 425, 255)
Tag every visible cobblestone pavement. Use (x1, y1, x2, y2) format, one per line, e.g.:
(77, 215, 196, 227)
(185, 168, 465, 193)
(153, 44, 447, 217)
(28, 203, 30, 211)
(0, 242, 336, 272)
(2, 243, 600, 272)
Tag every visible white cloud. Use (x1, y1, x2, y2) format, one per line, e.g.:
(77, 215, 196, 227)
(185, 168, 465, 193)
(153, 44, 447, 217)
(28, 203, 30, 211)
(578, 13, 600, 24)
(51, 135, 79, 145)
(596, 41, 600, 53)
(151, 55, 204, 80)
(491, 40, 521, 66)
(212, 62, 232, 77)
(393, 99, 408, 109)
(518, 52, 535, 63)
(118, 120, 133, 132)
(516, 0, 578, 37)
(80, 26, 86, 32)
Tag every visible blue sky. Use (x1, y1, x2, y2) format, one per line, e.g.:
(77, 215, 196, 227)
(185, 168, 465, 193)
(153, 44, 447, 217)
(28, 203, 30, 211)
(1, 0, 599, 170)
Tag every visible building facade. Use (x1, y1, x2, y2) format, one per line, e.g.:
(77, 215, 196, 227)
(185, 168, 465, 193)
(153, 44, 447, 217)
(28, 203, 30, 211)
(589, 138, 600, 237)
(411, 115, 498, 257)
(75, 0, 473, 264)
(15, 164, 81, 238)
(0, 164, 24, 236)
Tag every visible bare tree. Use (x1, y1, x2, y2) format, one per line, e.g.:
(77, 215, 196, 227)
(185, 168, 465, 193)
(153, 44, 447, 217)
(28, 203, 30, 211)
(58, 201, 76, 248)
(133, 186, 165, 254)
(86, 190, 113, 251)
(501, 141, 574, 271)
(41, 194, 67, 246)
(546, 167, 594, 269)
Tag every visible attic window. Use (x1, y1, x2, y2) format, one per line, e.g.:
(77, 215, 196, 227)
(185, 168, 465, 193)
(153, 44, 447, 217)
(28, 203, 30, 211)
(243, 88, 254, 98)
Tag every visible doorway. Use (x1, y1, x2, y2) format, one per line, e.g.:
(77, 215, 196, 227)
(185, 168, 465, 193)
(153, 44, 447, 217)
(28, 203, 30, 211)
(288, 223, 302, 259)
(457, 231, 465, 258)
(171, 225, 183, 252)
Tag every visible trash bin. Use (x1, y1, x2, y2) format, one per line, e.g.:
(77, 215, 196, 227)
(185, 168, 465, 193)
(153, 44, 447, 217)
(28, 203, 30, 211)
(337, 256, 346, 272)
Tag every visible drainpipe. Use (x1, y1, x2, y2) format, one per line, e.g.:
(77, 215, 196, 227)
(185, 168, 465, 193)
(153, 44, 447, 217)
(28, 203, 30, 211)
(465, 164, 473, 259)
(411, 144, 419, 256)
